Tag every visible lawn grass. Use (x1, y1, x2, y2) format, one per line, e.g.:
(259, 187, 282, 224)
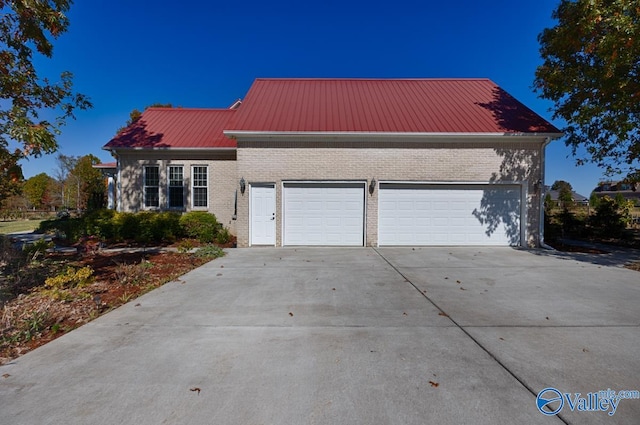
(0, 220, 42, 235)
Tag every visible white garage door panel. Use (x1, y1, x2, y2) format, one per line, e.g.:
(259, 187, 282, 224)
(379, 184, 521, 246)
(284, 183, 365, 246)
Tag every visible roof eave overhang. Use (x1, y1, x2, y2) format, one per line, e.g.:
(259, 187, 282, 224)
(103, 146, 237, 152)
(223, 131, 564, 143)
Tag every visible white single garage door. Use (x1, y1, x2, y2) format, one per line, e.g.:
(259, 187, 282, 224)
(379, 183, 521, 246)
(283, 182, 365, 246)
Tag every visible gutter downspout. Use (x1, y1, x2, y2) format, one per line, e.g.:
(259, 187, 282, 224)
(539, 137, 555, 250)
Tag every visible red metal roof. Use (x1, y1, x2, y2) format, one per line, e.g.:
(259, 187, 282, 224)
(104, 108, 236, 150)
(93, 162, 116, 168)
(227, 78, 560, 134)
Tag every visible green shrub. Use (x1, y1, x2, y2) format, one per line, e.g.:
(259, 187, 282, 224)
(114, 260, 153, 286)
(176, 239, 195, 253)
(22, 238, 53, 261)
(215, 227, 233, 245)
(38, 216, 85, 242)
(134, 212, 182, 244)
(179, 212, 219, 243)
(38, 210, 187, 245)
(194, 244, 225, 259)
(84, 209, 117, 240)
(113, 212, 139, 241)
(589, 196, 631, 238)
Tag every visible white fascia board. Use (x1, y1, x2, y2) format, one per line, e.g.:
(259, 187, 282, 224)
(224, 130, 563, 142)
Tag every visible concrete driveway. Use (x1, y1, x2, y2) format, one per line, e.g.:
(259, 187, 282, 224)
(1, 247, 639, 424)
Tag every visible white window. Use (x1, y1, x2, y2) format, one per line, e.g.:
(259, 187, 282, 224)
(168, 165, 184, 208)
(192, 166, 208, 208)
(144, 166, 159, 208)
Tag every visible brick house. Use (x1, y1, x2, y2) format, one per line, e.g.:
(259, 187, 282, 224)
(103, 78, 561, 247)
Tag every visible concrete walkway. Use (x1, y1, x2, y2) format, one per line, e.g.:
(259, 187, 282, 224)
(1, 247, 638, 424)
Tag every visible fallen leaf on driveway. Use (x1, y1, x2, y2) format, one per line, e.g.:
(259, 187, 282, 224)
(2, 373, 10, 378)
(429, 380, 439, 388)
(289, 312, 294, 317)
(190, 387, 201, 395)
(582, 348, 589, 353)
(459, 287, 466, 291)
(438, 312, 449, 317)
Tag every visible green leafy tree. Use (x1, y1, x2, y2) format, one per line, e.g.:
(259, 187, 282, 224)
(23, 172, 52, 209)
(0, 0, 91, 203)
(589, 195, 632, 237)
(544, 192, 554, 212)
(69, 154, 105, 211)
(534, 1, 640, 178)
(51, 153, 77, 208)
(551, 180, 574, 208)
(551, 180, 572, 192)
(589, 192, 601, 208)
(116, 103, 173, 134)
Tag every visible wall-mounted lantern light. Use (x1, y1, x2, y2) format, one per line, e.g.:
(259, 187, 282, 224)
(240, 177, 246, 195)
(534, 179, 542, 193)
(369, 178, 376, 195)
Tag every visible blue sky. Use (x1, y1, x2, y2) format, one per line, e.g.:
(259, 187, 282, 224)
(19, 0, 609, 196)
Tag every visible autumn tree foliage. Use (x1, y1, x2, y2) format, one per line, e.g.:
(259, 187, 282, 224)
(534, 0, 640, 179)
(23, 172, 53, 209)
(0, 0, 91, 202)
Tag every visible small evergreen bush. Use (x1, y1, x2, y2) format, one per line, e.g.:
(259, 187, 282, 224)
(179, 212, 219, 243)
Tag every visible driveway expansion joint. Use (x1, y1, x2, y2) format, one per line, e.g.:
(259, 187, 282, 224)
(372, 247, 571, 425)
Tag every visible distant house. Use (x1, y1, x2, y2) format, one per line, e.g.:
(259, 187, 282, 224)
(544, 186, 589, 206)
(591, 181, 640, 204)
(102, 78, 562, 247)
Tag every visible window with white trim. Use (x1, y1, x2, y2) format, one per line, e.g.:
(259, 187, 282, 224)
(168, 165, 184, 208)
(144, 166, 159, 208)
(192, 166, 208, 208)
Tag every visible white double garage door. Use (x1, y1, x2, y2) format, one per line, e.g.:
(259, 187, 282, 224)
(283, 182, 522, 246)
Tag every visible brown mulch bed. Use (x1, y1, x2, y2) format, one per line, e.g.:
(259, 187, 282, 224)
(545, 241, 609, 254)
(0, 248, 215, 365)
(626, 262, 640, 272)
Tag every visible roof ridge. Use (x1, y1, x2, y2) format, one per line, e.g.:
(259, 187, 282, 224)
(253, 77, 493, 82)
(145, 107, 236, 112)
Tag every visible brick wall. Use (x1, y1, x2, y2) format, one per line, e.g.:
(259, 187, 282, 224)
(114, 139, 545, 248)
(236, 141, 543, 247)
(116, 150, 238, 234)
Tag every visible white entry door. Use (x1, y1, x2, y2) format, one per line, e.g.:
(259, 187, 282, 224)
(250, 184, 276, 245)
